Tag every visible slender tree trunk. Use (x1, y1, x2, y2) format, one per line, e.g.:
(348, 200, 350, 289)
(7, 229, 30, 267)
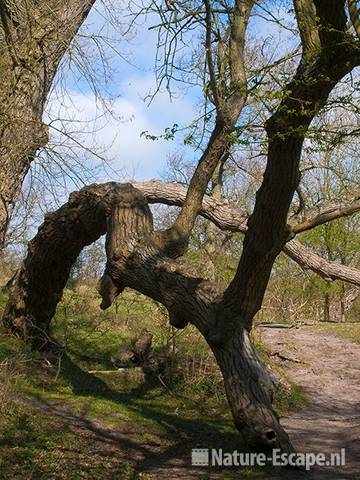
(324, 291, 331, 323)
(202, 162, 226, 281)
(323, 285, 359, 322)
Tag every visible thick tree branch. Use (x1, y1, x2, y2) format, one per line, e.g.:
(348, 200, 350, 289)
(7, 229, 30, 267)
(290, 195, 360, 233)
(284, 240, 360, 285)
(221, 0, 360, 326)
(134, 180, 360, 287)
(6, 179, 359, 347)
(167, 1, 254, 253)
(293, 0, 320, 61)
(2, 182, 223, 351)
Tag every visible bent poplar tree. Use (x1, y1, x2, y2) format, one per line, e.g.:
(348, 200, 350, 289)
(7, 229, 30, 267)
(3, 0, 360, 454)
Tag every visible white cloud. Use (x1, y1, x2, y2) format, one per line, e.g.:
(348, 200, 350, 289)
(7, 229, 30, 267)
(45, 74, 196, 181)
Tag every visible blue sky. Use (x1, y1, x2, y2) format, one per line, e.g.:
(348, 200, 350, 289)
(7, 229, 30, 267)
(44, 0, 295, 190)
(45, 1, 201, 184)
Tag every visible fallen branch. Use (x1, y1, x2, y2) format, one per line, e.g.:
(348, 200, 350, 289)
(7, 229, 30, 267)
(271, 352, 305, 364)
(87, 368, 129, 375)
(257, 323, 294, 329)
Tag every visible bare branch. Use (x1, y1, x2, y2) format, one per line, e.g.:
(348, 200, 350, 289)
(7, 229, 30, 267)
(204, 0, 222, 112)
(133, 180, 360, 287)
(168, 0, 254, 253)
(284, 239, 360, 285)
(291, 195, 360, 233)
(348, 0, 360, 38)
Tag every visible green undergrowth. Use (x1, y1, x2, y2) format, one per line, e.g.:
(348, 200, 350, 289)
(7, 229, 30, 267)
(305, 322, 360, 344)
(0, 328, 259, 479)
(0, 285, 306, 479)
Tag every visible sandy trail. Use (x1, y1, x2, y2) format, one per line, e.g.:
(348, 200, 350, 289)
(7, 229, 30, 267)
(259, 326, 360, 480)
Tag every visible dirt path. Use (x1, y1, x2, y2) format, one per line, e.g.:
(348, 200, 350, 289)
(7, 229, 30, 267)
(140, 327, 360, 479)
(259, 326, 360, 480)
(29, 327, 360, 479)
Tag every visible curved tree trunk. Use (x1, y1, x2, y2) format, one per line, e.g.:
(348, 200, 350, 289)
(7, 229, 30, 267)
(212, 331, 293, 452)
(2, 183, 116, 342)
(2, 182, 293, 454)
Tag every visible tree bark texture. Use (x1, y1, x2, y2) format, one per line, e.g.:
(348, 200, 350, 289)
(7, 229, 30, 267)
(3, 182, 293, 453)
(4, 179, 360, 340)
(0, 0, 95, 250)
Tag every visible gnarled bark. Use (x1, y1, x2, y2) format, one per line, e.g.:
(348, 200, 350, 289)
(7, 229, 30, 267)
(212, 330, 292, 452)
(0, 0, 96, 251)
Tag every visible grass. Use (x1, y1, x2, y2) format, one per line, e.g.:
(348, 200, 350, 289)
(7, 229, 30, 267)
(0, 324, 241, 478)
(306, 322, 360, 344)
(0, 285, 310, 479)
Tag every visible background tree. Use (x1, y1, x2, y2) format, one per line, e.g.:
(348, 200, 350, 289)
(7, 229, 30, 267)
(0, 0, 103, 249)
